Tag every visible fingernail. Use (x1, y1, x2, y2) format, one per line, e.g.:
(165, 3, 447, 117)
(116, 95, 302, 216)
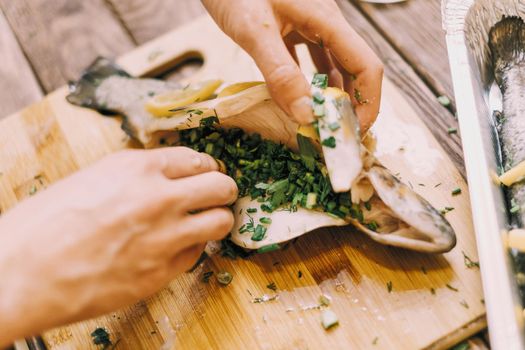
(289, 96, 314, 124)
(191, 155, 203, 169)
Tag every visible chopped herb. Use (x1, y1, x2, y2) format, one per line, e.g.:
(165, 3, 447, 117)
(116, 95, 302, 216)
(147, 91, 155, 97)
(29, 185, 37, 195)
(386, 281, 393, 293)
(447, 127, 458, 134)
(313, 104, 325, 117)
(480, 298, 485, 304)
(354, 88, 369, 104)
(451, 187, 462, 196)
(372, 337, 379, 345)
(460, 300, 469, 309)
(366, 221, 379, 231)
(312, 91, 325, 104)
(251, 224, 267, 241)
(305, 192, 317, 209)
(260, 217, 272, 224)
(462, 251, 480, 268)
(328, 122, 340, 131)
(201, 271, 214, 283)
(446, 284, 459, 292)
(266, 282, 277, 291)
(437, 95, 451, 107)
(319, 295, 331, 307)
(421, 266, 427, 274)
(311, 74, 328, 89)
(440, 207, 455, 215)
(90, 327, 112, 349)
(364, 201, 372, 211)
(318, 38, 324, 48)
(321, 309, 339, 330)
(430, 288, 436, 295)
(298, 270, 303, 279)
(257, 244, 280, 254)
(252, 294, 279, 303)
(321, 136, 336, 148)
(217, 271, 233, 285)
(418, 183, 425, 187)
(247, 208, 258, 213)
(450, 341, 469, 350)
(511, 205, 521, 214)
(434, 183, 442, 188)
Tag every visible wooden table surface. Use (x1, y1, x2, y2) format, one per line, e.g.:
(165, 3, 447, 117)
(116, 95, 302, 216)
(0, 0, 488, 349)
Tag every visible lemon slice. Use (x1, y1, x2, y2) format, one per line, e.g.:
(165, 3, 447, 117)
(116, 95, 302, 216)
(145, 79, 223, 117)
(217, 81, 264, 97)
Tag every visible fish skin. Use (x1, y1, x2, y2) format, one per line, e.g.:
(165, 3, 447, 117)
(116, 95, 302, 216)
(489, 16, 525, 226)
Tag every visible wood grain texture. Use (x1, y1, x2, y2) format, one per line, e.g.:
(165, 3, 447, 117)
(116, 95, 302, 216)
(0, 16, 485, 349)
(0, 0, 135, 92)
(336, 0, 464, 177)
(351, 0, 454, 104)
(0, 9, 42, 120)
(106, 0, 206, 44)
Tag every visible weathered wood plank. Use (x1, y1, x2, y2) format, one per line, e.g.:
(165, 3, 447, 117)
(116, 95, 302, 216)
(106, 0, 206, 44)
(0, 0, 136, 92)
(335, 0, 463, 176)
(0, 9, 42, 119)
(351, 0, 454, 104)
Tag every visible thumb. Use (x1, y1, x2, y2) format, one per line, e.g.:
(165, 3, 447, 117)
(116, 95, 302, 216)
(241, 28, 314, 124)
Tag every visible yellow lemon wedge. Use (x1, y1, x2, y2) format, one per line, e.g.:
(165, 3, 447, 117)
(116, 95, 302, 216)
(217, 81, 264, 97)
(145, 79, 223, 117)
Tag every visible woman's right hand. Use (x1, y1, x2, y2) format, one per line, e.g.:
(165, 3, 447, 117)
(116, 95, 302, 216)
(0, 147, 237, 346)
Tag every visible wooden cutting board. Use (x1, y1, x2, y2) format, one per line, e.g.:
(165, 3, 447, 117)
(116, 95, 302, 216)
(0, 15, 484, 350)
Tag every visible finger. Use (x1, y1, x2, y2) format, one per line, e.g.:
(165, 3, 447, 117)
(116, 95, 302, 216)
(306, 42, 343, 89)
(171, 171, 238, 211)
(237, 23, 314, 124)
(163, 208, 234, 250)
(279, 1, 383, 129)
(146, 147, 219, 179)
(169, 243, 206, 277)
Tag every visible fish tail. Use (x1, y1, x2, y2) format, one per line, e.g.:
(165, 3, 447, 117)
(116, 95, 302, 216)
(489, 16, 525, 84)
(66, 57, 130, 110)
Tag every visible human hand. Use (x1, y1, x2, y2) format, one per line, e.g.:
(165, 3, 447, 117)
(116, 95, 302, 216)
(202, 0, 383, 131)
(0, 147, 237, 345)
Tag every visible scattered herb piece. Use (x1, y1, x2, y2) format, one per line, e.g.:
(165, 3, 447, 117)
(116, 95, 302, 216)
(460, 300, 469, 309)
(312, 91, 325, 104)
(90, 327, 112, 349)
(312, 74, 328, 89)
(313, 104, 325, 117)
(266, 282, 277, 291)
(430, 288, 436, 295)
(201, 271, 214, 283)
(247, 208, 258, 213)
(386, 281, 393, 293)
(480, 298, 485, 304)
(321, 136, 336, 148)
(511, 204, 521, 214)
(354, 88, 369, 104)
(446, 284, 459, 292)
(319, 295, 331, 307)
(321, 309, 339, 330)
(318, 38, 324, 48)
(217, 271, 233, 286)
(260, 217, 272, 224)
(418, 183, 425, 187)
(421, 266, 428, 274)
(437, 95, 451, 107)
(29, 185, 37, 195)
(252, 294, 279, 303)
(440, 207, 455, 215)
(257, 244, 280, 254)
(147, 91, 155, 97)
(450, 341, 470, 350)
(251, 224, 267, 241)
(451, 187, 462, 196)
(298, 270, 303, 279)
(447, 127, 458, 134)
(372, 337, 379, 345)
(462, 251, 480, 268)
(434, 183, 442, 188)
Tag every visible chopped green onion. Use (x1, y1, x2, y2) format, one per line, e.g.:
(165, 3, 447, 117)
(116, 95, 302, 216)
(266, 282, 277, 291)
(305, 192, 317, 209)
(451, 187, 462, 196)
(312, 92, 325, 104)
(313, 104, 325, 117)
(260, 217, 272, 224)
(446, 284, 459, 292)
(311, 74, 328, 89)
(386, 281, 393, 293)
(319, 295, 331, 307)
(256, 244, 280, 254)
(247, 208, 258, 213)
(447, 127, 458, 134)
(251, 224, 267, 241)
(437, 95, 451, 107)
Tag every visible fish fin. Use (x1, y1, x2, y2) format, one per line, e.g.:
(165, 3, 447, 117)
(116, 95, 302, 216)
(489, 16, 525, 84)
(66, 57, 130, 111)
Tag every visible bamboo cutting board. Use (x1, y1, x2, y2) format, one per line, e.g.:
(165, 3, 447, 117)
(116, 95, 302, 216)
(0, 15, 484, 349)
